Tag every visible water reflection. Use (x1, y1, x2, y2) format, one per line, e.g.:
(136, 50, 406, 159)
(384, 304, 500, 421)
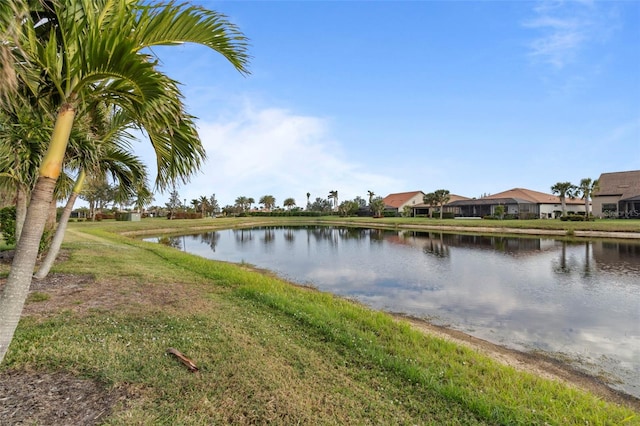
(145, 226, 640, 398)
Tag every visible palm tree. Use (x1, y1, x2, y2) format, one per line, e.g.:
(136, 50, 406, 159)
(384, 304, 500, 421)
(370, 196, 386, 217)
(434, 189, 451, 219)
(283, 197, 296, 210)
(35, 145, 149, 280)
(367, 190, 375, 205)
(0, 99, 51, 242)
(577, 178, 599, 219)
(423, 192, 438, 219)
(198, 195, 209, 217)
(306, 192, 310, 209)
(259, 195, 276, 211)
(0, 0, 249, 363)
(235, 196, 249, 212)
(35, 100, 145, 280)
(551, 182, 577, 217)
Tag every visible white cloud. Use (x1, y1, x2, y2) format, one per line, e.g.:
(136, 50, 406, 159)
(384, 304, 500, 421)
(178, 105, 403, 207)
(523, 0, 612, 69)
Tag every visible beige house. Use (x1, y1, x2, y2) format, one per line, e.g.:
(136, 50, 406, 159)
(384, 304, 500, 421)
(382, 191, 426, 214)
(592, 170, 640, 218)
(446, 188, 585, 219)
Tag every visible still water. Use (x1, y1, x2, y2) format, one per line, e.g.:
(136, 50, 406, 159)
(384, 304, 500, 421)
(147, 226, 640, 397)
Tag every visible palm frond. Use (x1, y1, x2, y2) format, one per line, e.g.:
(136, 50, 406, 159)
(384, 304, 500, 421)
(133, 2, 250, 75)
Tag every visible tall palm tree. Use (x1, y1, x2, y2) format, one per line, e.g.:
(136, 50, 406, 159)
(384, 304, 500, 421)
(35, 145, 149, 280)
(367, 190, 375, 205)
(0, 0, 249, 363)
(35, 101, 145, 281)
(551, 182, 577, 217)
(577, 178, 599, 219)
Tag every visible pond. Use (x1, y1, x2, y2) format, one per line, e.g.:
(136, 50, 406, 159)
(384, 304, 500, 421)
(146, 226, 640, 398)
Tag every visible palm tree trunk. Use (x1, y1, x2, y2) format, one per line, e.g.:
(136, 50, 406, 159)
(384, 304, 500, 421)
(584, 197, 590, 218)
(34, 171, 85, 280)
(0, 177, 56, 362)
(46, 196, 57, 229)
(14, 183, 28, 243)
(0, 105, 74, 364)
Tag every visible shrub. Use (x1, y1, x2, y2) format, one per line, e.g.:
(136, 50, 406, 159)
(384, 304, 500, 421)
(0, 206, 17, 245)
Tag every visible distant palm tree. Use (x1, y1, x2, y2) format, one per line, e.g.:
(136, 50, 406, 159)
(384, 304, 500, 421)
(577, 178, 599, 219)
(551, 182, 577, 217)
(367, 190, 375, 205)
(199, 195, 209, 217)
(259, 195, 276, 211)
(369, 196, 385, 217)
(283, 197, 296, 210)
(235, 196, 249, 212)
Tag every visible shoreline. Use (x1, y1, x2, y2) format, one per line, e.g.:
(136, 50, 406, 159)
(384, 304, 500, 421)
(242, 262, 640, 409)
(397, 315, 640, 411)
(318, 220, 640, 240)
(121, 220, 640, 406)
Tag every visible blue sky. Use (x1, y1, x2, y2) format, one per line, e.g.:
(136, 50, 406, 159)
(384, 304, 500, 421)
(136, 0, 640, 209)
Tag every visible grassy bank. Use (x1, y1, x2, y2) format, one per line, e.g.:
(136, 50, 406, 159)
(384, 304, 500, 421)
(64, 215, 640, 238)
(1, 219, 638, 424)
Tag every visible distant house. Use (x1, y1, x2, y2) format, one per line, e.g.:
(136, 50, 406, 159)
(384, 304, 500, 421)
(382, 191, 426, 215)
(446, 188, 585, 219)
(412, 194, 471, 217)
(592, 170, 640, 218)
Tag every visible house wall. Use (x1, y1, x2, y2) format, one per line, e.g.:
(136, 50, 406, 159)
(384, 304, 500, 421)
(539, 203, 584, 218)
(592, 195, 620, 218)
(399, 193, 426, 211)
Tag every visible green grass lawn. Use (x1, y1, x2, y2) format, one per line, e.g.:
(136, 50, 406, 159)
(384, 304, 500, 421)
(0, 218, 638, 424)
(64, 214, 640, 237)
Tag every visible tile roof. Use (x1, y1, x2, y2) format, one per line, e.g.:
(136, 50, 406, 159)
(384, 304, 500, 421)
(594, 170, 640, 201)
(382, 191, 425, 208)
(484, 187, 583, 205)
